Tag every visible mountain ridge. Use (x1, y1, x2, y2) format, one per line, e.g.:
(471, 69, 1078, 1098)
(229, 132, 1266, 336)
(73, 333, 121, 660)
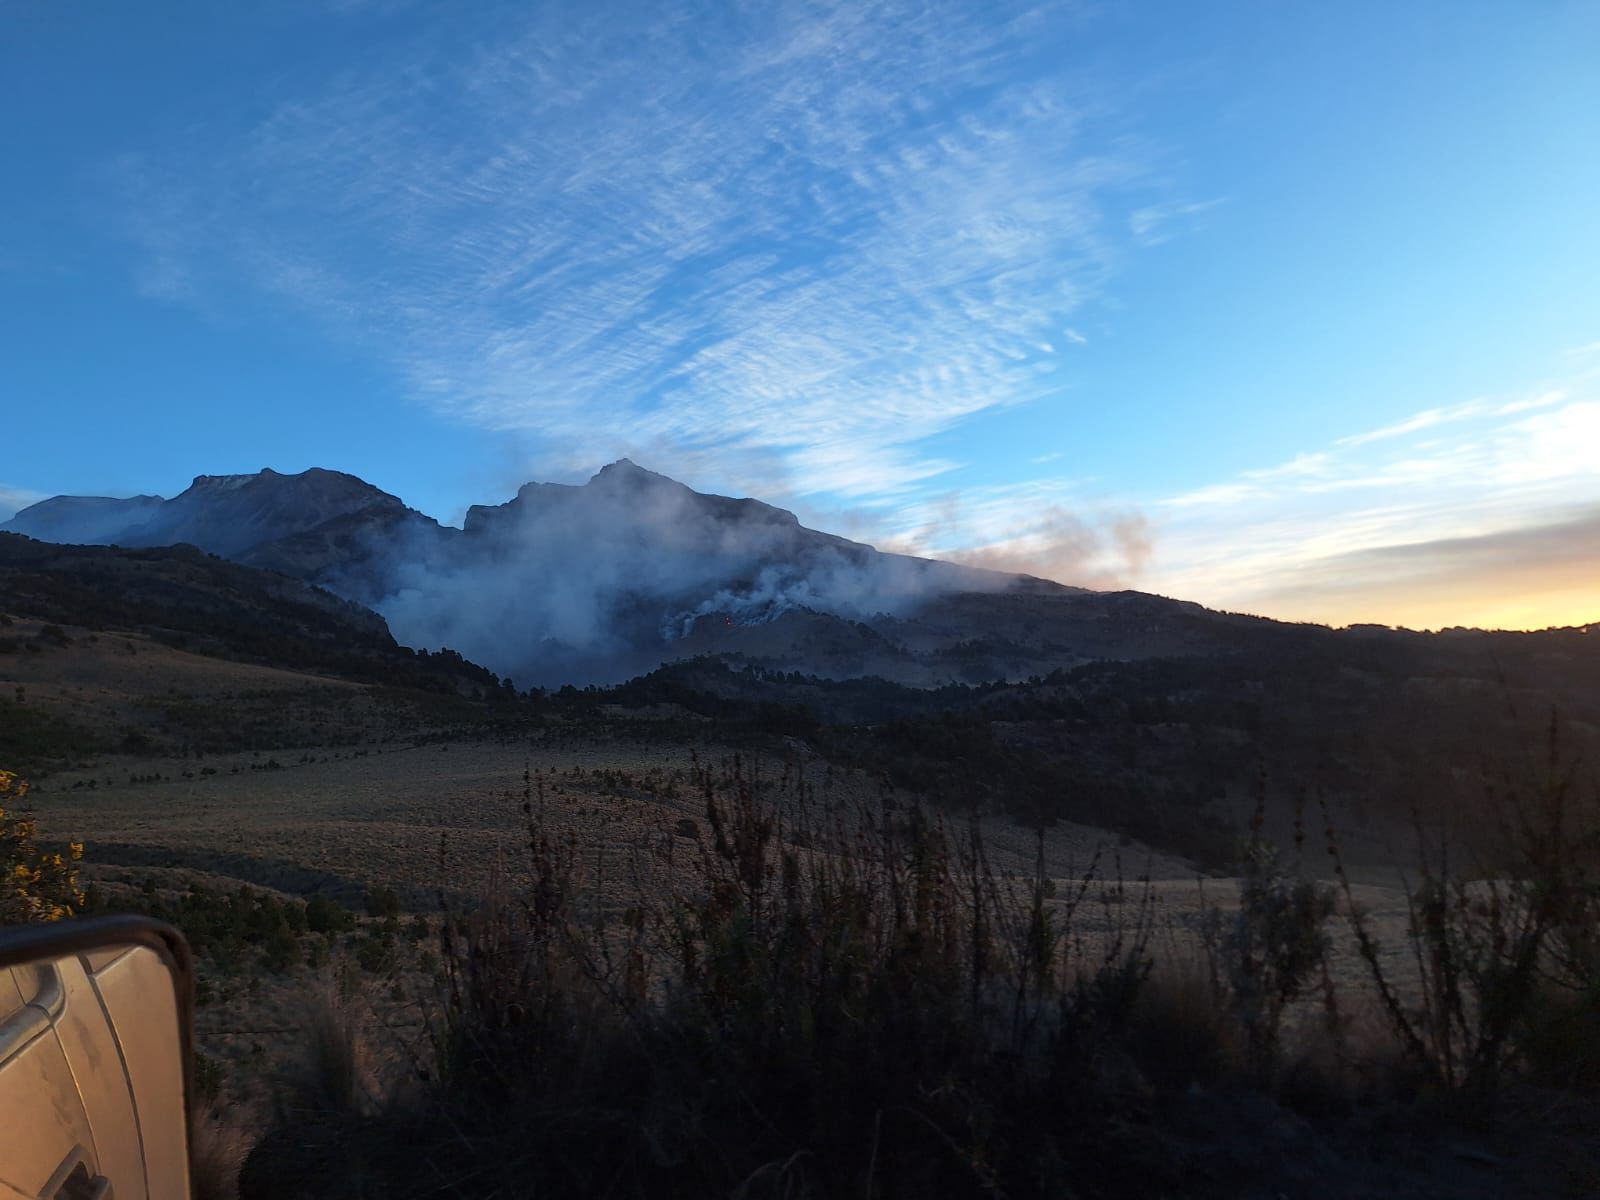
(9, 462, 1591, 688)
(4, 462, 1081, 683)
(6, 459, 1039, 594)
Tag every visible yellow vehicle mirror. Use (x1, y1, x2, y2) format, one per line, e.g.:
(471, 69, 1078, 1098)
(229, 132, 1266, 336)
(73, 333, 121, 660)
(0, 917, 194, 1200)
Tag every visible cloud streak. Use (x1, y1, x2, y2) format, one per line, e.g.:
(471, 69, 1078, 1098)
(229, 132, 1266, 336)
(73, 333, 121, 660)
(103, 2, 1594, 631)
(114, 0, 1154, 502)
(1243, 506, 1600, 632)
(861, 360, 1600, 629)
(1145, 371, 1600, 628)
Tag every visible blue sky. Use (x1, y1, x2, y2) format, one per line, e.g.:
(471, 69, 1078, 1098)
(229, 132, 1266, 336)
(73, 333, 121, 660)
(3, 0, 1597, 629)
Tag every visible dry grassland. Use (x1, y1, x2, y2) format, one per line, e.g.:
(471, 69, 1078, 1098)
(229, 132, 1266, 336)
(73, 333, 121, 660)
(34, 727, 1426, 1031)
(8, 622, 1441, 1144)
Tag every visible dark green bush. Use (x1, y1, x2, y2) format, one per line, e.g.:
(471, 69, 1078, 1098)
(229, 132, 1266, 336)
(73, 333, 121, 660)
(356, 933, 396, 975)
(306, 894, 354, 934)
(364, 887, 401, 919)
(261, 923, 301, 974)
(305, 935, 332, 970)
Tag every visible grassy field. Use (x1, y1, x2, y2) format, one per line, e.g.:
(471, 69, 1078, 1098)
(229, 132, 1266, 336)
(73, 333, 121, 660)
(6, 616, 1598, 1196)
(33, 726, 1443, 1138)
(4, 614, 1426, 1052)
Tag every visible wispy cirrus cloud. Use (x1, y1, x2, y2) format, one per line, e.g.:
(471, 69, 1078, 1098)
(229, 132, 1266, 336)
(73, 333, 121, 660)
(1331, 390, 1564, 449)
(866, 358, 1600, 629)
(1243, 506, 1600, 632)
(1128, 197, 1223, 246)
(1146, 370, 1600, 628)
(113, 0, 1162, 501)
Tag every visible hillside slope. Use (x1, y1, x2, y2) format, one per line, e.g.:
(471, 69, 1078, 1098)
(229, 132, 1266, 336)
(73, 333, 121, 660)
(10, 461, 1593, 690)
(0, 533, 499, 695)
(5, 461, 1082, 684)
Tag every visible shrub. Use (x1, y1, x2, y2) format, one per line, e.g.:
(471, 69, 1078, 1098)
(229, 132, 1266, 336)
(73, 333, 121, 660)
(1, 769, 85, 922)
(189, 1108, 250, 1200)
(288, 988, 375, 1117)
(243, 745, 1600, 1197)
(193, 1049, 226, 1106)
(355, 933, 396, 975)
(1328, 714, 1600, 1103)
(261, 923, 301, 975)
(1205, 799, 1336, 1080)
(1517, 976, 1600, 1092)
(256, 761, 1167, 1198)
(305, 894, 354, 934)
(1126, 949, 1232, 1089)
(364, 887, 401, 919)
(305, 935, 332, 970)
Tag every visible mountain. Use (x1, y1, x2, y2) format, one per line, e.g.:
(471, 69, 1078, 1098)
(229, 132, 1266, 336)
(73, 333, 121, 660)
(461, 459, 1017, 598)
(8, 467, 1597, 871)
(0, 533, 498, 697)
(6, 461, 1085, 684)
(17, 459, 1589, 691)
(5, 466, 437, 565)
(5, 493, 166, 544)
(121, 468, 409, 556)
(440, 459, 1056, 674)
(5, 467, 445, 604)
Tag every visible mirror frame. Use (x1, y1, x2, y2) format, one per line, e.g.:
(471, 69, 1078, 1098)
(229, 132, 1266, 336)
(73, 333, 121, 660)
(0, 915, 196, 1140)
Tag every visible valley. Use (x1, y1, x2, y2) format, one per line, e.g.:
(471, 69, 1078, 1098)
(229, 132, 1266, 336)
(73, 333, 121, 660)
(3, 469, 1598, 1197)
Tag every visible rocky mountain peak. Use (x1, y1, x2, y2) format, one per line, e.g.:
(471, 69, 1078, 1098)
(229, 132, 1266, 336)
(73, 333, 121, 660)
(2, 466, 416, 561)
(3, 460, 1075, 685)
(1, 493, 167, 546)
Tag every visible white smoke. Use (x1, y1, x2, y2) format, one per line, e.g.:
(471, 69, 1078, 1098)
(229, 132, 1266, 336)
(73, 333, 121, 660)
(366, 462, 1012, 686)
(886, 493, 1155, 592)
(5, 460, 1047, 687)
